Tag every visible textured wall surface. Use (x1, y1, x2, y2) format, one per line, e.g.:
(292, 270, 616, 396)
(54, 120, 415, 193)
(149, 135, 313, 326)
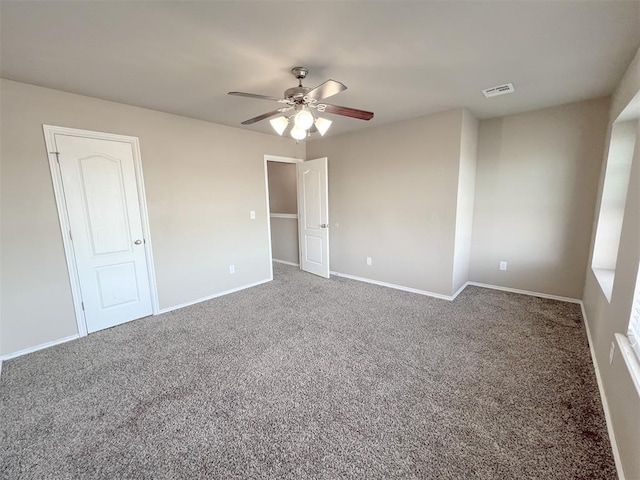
(308, 109, 465, 296)
(582, 46, 640, 479)
(470, 98, 609, 299)
(0, 79, 303, 356)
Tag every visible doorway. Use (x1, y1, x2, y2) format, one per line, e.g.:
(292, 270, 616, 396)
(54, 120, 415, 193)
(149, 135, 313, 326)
(264, 155, 330, 279)
(266, 157, 300, 268)
(43, 125, 158, 336)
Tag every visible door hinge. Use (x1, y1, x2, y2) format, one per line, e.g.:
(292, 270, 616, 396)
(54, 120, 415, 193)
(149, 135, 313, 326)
(81, 302, 85, 311)
(50, 151, 60, 163)
(69, 230, 73, 241)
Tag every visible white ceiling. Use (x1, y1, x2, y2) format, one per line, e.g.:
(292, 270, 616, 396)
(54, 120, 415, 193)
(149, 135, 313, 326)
(1, 1, 639, 137)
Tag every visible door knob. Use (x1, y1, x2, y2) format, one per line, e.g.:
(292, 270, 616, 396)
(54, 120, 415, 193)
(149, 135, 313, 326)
(320, 224, 328, 229)
(134, 239, 142, 245)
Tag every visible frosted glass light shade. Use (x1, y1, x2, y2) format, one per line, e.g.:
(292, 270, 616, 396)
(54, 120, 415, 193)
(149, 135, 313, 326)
(294, 109, 314, 130)
(314, 117, 332, 136)
(269, 116, 288, 136)
(290, 126, 307, 140)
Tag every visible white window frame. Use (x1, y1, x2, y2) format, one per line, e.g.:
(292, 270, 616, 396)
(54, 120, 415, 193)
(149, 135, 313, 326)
(629, 269, 640, 359)
(591, 119, 637, 302)
(615, 262, 640, 396)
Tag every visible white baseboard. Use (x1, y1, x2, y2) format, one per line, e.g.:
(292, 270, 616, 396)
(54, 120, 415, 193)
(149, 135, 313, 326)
(328, 275, 583, 306)
(330, 271, 457, 301)
(0, 334, 80, 362)
(157, 278, 272, 314)
(580, 303, 625, 480)
(467, 281, 581, 304)
(273, 259, 299, 267)
(451, 282, 469, 300)
(0, 280, 274, 362)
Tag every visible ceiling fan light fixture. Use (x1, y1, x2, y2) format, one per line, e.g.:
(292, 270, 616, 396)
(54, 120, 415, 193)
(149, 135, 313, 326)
(294, 108, 314, 130)
(290, 126, 307, 140)
(229, 67, 374, 138)
(269, 116, 289, 136)
(315, 117, 332, 136)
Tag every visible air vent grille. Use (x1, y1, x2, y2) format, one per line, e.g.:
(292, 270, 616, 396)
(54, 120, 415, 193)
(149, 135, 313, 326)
(482, 83, 515, 98)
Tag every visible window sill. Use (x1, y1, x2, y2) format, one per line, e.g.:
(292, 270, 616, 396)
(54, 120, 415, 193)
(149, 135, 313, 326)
(615, 333, 640, 397)
(592, 267, 614, 303)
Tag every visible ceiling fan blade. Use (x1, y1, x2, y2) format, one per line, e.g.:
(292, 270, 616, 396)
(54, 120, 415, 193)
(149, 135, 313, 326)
(241, 109, 286, 125)
(320, 104, 374, 121)
(229, 91, 288, 103)
(305, 80, 347, 101)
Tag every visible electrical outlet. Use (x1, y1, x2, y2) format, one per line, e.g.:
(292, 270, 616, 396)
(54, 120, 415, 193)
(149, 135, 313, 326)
(250, 211, 256, 220)
(499, 261, 508, 271)
(229, 265, 235, 274)
(609, 342, 616, 365)
(366, 257, 372, 266)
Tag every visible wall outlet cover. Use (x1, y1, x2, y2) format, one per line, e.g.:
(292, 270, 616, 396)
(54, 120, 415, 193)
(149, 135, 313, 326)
(229, 265, 235, 274)
(499, 261, 508, 271)
(366, 257, 372, 266)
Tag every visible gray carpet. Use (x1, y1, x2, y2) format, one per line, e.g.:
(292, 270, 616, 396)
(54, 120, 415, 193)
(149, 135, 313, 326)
(1, 263, 616, 479)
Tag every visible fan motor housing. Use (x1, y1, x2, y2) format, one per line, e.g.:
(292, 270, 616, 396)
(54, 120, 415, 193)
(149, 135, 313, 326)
(284, 86, 311, 102)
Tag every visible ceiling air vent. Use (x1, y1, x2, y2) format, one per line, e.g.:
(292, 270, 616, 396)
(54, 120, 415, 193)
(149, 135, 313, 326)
(482, 83, 515, 98)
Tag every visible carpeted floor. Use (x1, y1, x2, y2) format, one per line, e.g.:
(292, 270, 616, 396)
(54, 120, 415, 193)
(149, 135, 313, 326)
(1, 263, 616, 479)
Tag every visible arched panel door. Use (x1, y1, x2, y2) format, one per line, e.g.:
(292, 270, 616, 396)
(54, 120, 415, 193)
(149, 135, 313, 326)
(297, 157, 329, 278)
(55, 134, 153, 333)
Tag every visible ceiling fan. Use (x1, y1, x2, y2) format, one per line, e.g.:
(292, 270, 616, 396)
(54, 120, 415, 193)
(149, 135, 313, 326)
(228, 67, 374, 140)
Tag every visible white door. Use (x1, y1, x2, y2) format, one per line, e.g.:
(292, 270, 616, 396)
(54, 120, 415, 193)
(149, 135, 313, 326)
(297, 157, 330, 278)
(55, 134, 153, 333)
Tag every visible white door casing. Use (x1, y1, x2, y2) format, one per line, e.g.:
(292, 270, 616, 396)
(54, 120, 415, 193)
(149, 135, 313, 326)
(297, 157, 330, 278)
(43, 126, 158, 335)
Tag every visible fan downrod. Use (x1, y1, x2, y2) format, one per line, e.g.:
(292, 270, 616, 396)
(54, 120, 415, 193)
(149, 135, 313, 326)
(286, 67, 311, 99)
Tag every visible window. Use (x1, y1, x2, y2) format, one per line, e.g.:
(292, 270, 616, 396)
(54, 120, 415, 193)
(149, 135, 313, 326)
(615, 263, 640, 395)
(592, 120, 636, 300)
(592, 91, 639, 301)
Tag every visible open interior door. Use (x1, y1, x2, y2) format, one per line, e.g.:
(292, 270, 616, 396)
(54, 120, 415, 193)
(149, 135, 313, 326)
(297, 157, 330, 278)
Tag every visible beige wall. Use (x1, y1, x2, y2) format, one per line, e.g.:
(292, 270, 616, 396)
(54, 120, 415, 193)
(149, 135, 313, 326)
(1, 62, 636, 475)
(583, 46, 640, 480)
(267, 161, 299, 265)
(470, 98, 609, 299)
(452, 109, 479, 293)
(270, 218, 299, 265)
(307, 109, 465, 296)
(0, 79, 303, 357)
(267, 162, 297, 214)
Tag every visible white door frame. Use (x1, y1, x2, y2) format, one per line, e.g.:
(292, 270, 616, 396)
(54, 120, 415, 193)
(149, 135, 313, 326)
(263, 154, 304, 279)
(43, 125, 160, 337)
